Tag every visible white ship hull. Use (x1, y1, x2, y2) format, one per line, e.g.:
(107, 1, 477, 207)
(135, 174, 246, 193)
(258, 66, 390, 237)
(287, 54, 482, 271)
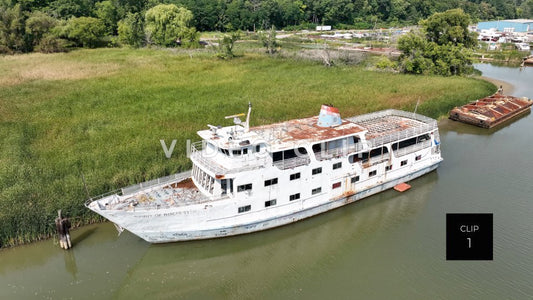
(87, 108, 443, 243)
(130, 161, 438, 242)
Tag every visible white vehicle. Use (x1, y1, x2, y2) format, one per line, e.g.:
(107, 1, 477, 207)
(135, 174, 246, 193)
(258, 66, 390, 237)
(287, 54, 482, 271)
(515, 43, 530, 51)
(87, 105, 443, 243)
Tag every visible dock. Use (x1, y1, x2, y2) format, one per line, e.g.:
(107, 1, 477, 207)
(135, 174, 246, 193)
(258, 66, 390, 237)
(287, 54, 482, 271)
(449, 94, 532, 128)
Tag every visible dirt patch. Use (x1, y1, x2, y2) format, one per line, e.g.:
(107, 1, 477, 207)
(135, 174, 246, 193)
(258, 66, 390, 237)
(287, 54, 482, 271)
(0, 53, 120, 86)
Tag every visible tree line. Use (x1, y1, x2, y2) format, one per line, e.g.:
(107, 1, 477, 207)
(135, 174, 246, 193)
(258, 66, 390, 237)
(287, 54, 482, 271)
(1, 0, 532, 54)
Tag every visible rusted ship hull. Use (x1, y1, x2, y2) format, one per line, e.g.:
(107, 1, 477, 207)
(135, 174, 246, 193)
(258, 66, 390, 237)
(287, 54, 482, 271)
(449, 94, 533, 128)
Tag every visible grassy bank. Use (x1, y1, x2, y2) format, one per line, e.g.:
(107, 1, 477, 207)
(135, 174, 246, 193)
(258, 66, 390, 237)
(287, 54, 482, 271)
(0, 48, 495, 247)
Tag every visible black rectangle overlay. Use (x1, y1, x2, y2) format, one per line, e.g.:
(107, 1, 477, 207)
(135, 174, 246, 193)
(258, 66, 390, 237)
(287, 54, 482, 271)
(446, 213, 493, 260)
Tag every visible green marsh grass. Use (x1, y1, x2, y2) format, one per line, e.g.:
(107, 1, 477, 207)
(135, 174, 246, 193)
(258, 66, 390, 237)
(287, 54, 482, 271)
(0, 48, 495, 247)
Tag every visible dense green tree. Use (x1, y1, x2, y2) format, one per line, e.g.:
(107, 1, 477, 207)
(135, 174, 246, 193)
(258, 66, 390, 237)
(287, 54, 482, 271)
(25, 11, 58, 47)
(398, 9, 476, 76)
(95, 0, 118, 35)
(144, 4, 197, 47)
(422, 8, 477, 48)
(65, 16, 105, 48)
(0, 3, 28, 53)
(117, 12, 144, 47)
(46, 0, 93, 19)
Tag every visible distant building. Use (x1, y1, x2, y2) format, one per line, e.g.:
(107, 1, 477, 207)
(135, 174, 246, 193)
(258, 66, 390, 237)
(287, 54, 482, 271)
(477, 19, 533, 33)
(316, 25, 332, 31)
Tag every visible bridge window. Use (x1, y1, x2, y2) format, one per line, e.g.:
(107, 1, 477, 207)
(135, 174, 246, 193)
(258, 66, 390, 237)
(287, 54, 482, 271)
(290, 172, 300, 180)
(290, 193, 300, 201)
(238, 205, 251, 213)
(312, 187, 322, 195)
(265, 199, 277, 207)
(237, 183, 252, 192)
(333, 162, 342, 170)
(264, 178, 278, 186)
(369, 170, 377, 177)
(312, 167, 322, 175)
(351, 176, 360, 183)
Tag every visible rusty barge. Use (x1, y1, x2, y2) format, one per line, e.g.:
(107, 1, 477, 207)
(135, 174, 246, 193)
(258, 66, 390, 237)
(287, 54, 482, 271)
(449, 94, 533, 128)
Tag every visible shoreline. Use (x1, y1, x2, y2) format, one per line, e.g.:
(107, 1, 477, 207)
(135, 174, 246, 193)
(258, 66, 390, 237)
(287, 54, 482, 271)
(480, 76, 515, 95)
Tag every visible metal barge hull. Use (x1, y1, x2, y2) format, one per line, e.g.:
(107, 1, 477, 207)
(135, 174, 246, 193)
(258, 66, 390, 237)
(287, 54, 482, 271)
(449, 94, 533, 128)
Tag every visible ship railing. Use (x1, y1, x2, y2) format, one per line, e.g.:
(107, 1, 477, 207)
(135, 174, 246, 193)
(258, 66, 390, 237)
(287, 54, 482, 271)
(85, 170, 192, 207)
(273, 156, 311, 170)
(347, 110, 438, 148)
(190, 141, 271, 175)
(393, 140, 432, 157)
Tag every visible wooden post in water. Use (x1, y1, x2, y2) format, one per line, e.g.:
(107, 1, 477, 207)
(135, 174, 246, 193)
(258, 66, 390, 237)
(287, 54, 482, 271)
(55, 210, 72, 250)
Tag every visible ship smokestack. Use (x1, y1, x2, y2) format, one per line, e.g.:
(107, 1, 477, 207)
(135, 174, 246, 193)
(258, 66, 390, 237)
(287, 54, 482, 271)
(317, 104, 342, 127)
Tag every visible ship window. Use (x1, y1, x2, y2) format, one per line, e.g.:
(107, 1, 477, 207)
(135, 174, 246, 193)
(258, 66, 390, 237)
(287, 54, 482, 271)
(333, 162, 342, 170)
(232, 149, 242, 156)
(332, 182, 341, 189)
(243, 148, 248, 155)
(401, 160, 407, 166)
(290, 172, 300, 180)
(219, 148, 230, 156)
(312, 187, 322, 195)
(238, 205, 251, 213)
(369, 170, 377, 177)
(385, 165, 392, 171)
(255, 145, 260, 152)
(312, 167, 322, 175)
(237, 183, 252, 192)
(264, 178, 278, 186)
(415, 155, 421, 161)
(290, 193, 300, 201)
(273, 148, 308, 162)
(351, 176, 360, 183)
(265, 199, 277, 207)
(349, 152, 369, 163)
(370, 146, 389, 158)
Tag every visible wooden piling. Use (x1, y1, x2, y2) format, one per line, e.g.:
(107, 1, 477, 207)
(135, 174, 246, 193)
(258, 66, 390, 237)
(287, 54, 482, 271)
(55, 210, 72, 250)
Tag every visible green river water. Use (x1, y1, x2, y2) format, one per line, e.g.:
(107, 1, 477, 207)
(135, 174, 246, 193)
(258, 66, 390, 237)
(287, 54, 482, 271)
(1, 64, 532, 299)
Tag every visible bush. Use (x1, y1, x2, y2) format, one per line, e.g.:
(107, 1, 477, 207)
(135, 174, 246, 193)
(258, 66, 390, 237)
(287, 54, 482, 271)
(35, 35, 70, 53)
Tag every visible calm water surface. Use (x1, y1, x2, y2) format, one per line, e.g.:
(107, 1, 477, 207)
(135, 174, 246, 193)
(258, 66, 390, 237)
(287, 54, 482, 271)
(1, 64, 532, 299)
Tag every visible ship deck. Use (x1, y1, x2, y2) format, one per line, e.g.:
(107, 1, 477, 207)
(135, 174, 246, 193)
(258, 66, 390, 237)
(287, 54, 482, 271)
(88, 171, 213, 212)
(250, 109, 437, 150)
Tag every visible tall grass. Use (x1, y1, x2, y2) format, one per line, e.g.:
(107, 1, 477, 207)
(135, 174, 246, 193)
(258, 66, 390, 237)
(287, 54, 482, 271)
(0, 48, 495, 247)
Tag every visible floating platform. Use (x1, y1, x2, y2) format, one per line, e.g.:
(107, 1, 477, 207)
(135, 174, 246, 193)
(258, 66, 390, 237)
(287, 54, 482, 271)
(394, 183, 411, 192)
(449, 94, 533, 128)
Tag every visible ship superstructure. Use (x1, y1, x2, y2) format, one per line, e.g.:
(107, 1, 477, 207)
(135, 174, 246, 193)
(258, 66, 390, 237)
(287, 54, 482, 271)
(87, 105, 442, 243)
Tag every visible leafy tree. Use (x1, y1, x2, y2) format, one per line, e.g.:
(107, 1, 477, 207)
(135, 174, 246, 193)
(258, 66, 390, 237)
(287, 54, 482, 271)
(95, 0, 118, 35)
(25, 11, 58, 47)
(118, 12, 144, 47)
(422, 8, 477, 48)
(46, 0, 92, 19)
(0, 3, 28, 53)
(144, 4, 198, 47)
(216, 31, 240, 59)
(398, 9, 477, 76)
(259, 25, 278, 54)
(65, 16, 105, 48)
(35, 34, 70, 53)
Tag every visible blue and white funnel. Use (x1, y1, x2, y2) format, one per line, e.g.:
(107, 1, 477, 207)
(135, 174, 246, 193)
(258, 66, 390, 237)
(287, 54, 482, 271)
(317, 105, 342, 127)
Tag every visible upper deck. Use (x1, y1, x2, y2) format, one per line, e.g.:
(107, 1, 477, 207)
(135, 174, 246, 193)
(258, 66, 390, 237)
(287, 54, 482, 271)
(347, 109, 438, 148)
(197, 109, 436, 151)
